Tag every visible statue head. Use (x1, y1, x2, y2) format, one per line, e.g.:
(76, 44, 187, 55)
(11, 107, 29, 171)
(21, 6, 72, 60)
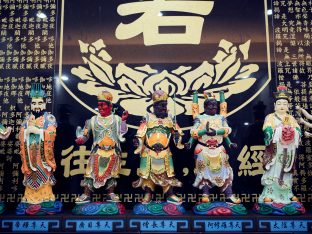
(30, 83, 46, 117)
(204, 92, 218, 116)
(97, 90, 113, 117)
(152, 90, 168, 118)
(274, 85, 290, 115)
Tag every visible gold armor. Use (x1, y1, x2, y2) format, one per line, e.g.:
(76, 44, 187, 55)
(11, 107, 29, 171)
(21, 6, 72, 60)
(205, 153, 222, 173)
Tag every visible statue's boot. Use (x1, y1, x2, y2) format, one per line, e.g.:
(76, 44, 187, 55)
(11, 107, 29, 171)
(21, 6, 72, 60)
(224, 186, 241, 204)
(165, 186, 182, 205)
(75, 187, 92, 204)
(142, 187, 153, 204)
(202, 185, 210, 203)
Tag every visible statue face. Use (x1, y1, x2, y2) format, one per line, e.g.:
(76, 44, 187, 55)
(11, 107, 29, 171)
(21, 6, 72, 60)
(153, 100, 168, 118)
(31, 97, 46, 114)
(274, 99, 289, 115)
(98, 101, 112, 117)
(204, 99, 218, 115)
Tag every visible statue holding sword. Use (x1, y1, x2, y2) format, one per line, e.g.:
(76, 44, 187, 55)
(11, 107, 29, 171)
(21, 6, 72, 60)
(259, 85, 301, 205)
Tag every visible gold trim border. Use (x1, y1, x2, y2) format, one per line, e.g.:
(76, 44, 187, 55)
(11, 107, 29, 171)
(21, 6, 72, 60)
(58, 0, 99, 116)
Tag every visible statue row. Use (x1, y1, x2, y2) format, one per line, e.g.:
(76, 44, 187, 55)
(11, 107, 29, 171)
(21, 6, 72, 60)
(0, 84, 308, 216)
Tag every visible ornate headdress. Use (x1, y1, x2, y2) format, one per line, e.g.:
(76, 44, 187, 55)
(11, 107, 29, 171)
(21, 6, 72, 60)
(29, 83, 46, 98)
(203, 91, 216, 101)
(97, 90, 113, 103)
(152, 90, 168, 103)
(274, 85, 291, 101)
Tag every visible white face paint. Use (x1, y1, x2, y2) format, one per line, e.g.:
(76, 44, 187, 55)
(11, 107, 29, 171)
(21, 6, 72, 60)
(31, 97, 46, 113)
(274, 99, 289, 115)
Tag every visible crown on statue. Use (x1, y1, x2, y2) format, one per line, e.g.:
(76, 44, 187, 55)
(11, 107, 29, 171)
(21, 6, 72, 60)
(152, 90, 168, 103)
(203, 91, 216, 101)
(97, 90, 113, 103)
(29, 83, 46, 99)
(274, 85, 290, 101)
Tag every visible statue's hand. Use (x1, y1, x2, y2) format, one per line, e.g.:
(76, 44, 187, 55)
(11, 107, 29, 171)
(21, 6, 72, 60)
(75, 137, 86, 145)
(299, 117, 304, 124)
(21, 164, 31, 175)
(262, 154, 272, 167)
(27, 126, 41, 135)
(122, 111, 129, 121)
(229, 142, 237, 149)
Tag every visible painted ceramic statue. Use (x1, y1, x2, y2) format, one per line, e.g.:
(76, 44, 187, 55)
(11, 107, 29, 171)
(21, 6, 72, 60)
(187, 90, 247, 216)
(73, 90, 128, 215)
(16, 84, 62, 215)
(132, 90, 185, 215)
(296, 105, 312, 138)
(254, 85, 305, 215)
(0, 123, 12, 214)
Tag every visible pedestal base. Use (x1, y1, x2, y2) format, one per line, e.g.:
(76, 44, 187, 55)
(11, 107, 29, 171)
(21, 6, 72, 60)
(253, 202, 305, 215)
(193, 201, 247, 215)
(1, 210, 312, 232)
(16, 201, 62, 215)
(72, 202, 126, 215)
(133, 201, 185, 215)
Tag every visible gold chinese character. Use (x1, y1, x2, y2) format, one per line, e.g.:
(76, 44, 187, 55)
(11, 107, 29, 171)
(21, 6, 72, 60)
(61, 145, 89, 178)
(116, 0, 214, 45)
(120, 152, 131, 176)
(237, 145, 265, 176)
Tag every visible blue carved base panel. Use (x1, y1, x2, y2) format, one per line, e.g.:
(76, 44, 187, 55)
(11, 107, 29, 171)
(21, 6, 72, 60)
(193, 216, 255, 232)
(0, 213, 127, 233)
(15, 201, 62, 215)
(1, 211, 312, 233)
(65, 217, 125, 232)
(133, 201, 186, 215)
(0, 202, 5, 215)
(1, 217, 62, 232)
(193, 201, 248, 216)
(129, 215, 190, 232)
(72, 202, 126, 215)
(253, 202, 306, 215)
(258, 217, 312, 233)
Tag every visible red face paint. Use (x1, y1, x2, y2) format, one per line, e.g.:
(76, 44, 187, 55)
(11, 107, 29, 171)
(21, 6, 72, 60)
(98, 102, 112, 117)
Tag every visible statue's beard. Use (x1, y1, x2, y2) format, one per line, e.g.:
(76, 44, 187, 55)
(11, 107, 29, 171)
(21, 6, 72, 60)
(32, 110, 44, 118)
(204, 108, 217, 116)
(155, 111, 168, 119)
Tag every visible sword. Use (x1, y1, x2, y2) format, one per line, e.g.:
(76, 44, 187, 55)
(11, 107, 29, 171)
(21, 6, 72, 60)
(279, 148, 288, 186)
